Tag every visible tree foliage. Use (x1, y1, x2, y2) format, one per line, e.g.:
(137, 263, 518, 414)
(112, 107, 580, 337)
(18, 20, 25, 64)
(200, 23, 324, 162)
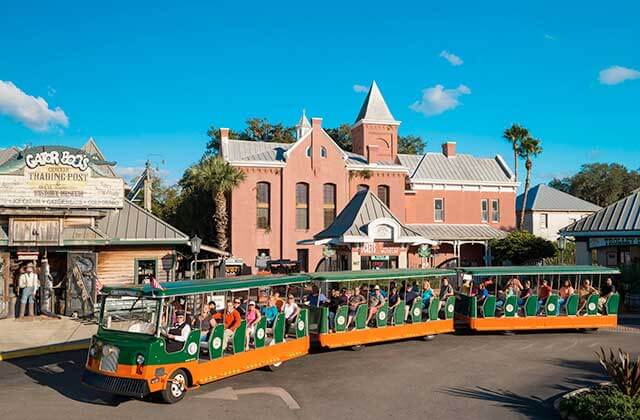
(398, 135, 425, 154)
(502, 123, 530, 183)
(549, 163, 640, 207)
(490, 231, 557, 265)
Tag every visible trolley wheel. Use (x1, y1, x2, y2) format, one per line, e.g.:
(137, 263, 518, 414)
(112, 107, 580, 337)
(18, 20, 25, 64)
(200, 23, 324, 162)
(161, 369, 188, 404)
(502, 330, 515, 336)
(579, 328, 599, 334)
(351, 344, 364, 351)
(422, 335, 435, 341)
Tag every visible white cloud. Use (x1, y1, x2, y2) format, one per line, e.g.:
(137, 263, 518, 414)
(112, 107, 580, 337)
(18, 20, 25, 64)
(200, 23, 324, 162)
(353, 84, 369, 93)
(115, 166, 145, 179)
(544, 34, 555, 40)
(0, 80, 69, 132)
(439, 50, 463, 66)
(598, 65, 640, 85)
(409, 84, 471, 116)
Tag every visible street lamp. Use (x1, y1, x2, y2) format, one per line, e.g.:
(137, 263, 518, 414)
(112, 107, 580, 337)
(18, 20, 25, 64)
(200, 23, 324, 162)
(557, 237, 567, 265)
(191, 235, 202, 279)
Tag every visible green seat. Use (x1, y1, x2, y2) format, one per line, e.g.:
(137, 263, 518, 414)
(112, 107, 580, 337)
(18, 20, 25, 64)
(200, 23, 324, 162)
(524, 295, 537, 317)
(318, 307, 330, 333)
(208, 323, 225, 360)
(481, 295, 496, 318)
(295, 309, 308, 338)
(566, 294, 578, 315)
(273, 313, 286, 343)
(410, 297, 424, 323)
(605, 294, 620, 315)
(232, 320, 247, 353)
(428, 298, 439, 321)
(544, 295, 559, 317)
(254, 317, 267, 348)
(503, 295, 517, 317)
(444, 296, 456, 320)
(392, 300, 405, 325)
(354, 304, 368, 329)
(334, 305, 349, 332)
(469, 296, 478, 318)
(586, 294, 599, 316)
(376, 302, 389, 327)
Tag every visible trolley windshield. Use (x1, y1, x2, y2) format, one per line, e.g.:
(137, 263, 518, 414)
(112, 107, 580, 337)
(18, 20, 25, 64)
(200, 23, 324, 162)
(101, 295, 161, 335)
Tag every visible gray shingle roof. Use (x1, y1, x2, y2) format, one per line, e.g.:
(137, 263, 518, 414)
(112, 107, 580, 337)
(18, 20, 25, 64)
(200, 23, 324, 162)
(561, 190, 640, 235)
(97, 199, 189, 243)
(222, 139, 290, 162)
(354, 81, 398, 124)
(408, 224, 508, 240)
(401, 152, 514, 183)
(516, 184, 601, 212)
(315, 189, 422, 241)
(0, 147, 18, 166)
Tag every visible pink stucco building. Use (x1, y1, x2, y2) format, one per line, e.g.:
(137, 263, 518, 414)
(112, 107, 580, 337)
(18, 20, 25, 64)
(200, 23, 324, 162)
(221, 81, 517, 273)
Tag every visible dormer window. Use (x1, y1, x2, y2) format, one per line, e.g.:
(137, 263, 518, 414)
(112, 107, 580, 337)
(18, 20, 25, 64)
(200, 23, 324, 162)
(320, 146, 327, 158)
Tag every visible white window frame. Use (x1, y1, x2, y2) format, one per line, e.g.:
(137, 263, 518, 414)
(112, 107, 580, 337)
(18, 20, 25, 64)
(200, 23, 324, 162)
(434, 198, 444, 222)
(491, 199, 500, 223)
(481, 199, 489, 223)
(540, 213, 549, 229)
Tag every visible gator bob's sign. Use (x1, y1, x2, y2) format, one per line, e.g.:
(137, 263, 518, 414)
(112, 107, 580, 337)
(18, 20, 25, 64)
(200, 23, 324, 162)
(0, 147, 124, 208)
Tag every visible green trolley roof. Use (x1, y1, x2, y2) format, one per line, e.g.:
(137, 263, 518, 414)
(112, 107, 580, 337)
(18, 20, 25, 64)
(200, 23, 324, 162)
(457, 265, 620, 277)
(307, 268, 456, 282)
(101, 274, 310, 297)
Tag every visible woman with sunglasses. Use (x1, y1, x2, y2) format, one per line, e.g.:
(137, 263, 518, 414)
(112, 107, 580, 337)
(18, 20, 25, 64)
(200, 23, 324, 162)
(282, 294, 300, 335)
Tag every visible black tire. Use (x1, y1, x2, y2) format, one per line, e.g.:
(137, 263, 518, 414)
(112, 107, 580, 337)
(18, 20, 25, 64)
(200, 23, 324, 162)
(267, 360, 283, 371)
(351, 345, 364, 351)
(161, 369, 188, 404)
(422, 335, 435, 341)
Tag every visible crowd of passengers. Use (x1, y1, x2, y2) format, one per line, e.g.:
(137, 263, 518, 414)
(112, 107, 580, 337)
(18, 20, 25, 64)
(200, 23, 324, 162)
(464, 276, 616, 317)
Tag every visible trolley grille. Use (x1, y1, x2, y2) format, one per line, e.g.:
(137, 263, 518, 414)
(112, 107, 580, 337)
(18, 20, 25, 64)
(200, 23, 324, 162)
(81, 370, 149, 398)
(99, 345, 119, 373)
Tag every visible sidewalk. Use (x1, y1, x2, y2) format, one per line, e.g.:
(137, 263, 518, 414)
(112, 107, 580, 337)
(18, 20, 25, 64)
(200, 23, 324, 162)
(0, 316, 97, 361)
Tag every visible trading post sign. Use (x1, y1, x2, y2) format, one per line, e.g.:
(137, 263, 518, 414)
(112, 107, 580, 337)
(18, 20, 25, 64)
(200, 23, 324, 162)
(0, 147, 124, 209)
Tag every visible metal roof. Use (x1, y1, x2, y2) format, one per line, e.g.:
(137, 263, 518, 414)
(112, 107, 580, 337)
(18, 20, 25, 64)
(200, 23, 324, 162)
(0, 147, 18, 167)
(221, 138, 290, 163)
(401, 152, 515, 184)
(308, 268, 457, 282)
(314, 189, 422, 241)
(96, 199, 189, 244)
(101, 274, 310, 297)
(516, 184, 601, 212)
(458, 265, 620, 276)
(82, 137, 117, 177)
(561, 189, 640, 236)
(354, 81, 399, 124)
(408, 224, 508, 240)
(63, 226, 108, 243)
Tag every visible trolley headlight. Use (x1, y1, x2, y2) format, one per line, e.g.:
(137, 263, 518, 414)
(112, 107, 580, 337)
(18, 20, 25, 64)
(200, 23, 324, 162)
(89, 346, 97, 358)
(136, 354, 145, 365)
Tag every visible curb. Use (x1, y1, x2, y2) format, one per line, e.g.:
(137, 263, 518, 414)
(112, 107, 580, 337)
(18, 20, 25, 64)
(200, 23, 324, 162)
(0, 339, 91, 361)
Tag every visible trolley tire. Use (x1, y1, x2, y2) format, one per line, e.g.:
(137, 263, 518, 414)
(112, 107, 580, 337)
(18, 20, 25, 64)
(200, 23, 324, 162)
(579, 328, 599, 334)
(502, 330, 515, 336)
(351, 345, 364, 351)
(422, 335, 435, 341)
(267, 360, 283, 371)
(161, 369, 188, 404)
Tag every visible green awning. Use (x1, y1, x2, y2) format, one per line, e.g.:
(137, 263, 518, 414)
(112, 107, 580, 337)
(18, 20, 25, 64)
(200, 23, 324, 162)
(307, 268, 456, 282)
(101, 274, 311, 297)
(457, 265, 620, 277)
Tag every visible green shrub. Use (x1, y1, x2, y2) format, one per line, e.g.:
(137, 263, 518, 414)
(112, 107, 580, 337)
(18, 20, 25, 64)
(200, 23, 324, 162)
(560, 385, 640, 420)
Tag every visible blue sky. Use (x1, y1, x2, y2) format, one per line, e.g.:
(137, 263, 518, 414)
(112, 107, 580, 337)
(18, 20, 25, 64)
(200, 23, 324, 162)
(1, 1, 638, 186)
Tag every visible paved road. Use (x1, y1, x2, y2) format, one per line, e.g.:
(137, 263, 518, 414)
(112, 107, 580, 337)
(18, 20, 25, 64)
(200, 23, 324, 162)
(1, 327, 638, 420)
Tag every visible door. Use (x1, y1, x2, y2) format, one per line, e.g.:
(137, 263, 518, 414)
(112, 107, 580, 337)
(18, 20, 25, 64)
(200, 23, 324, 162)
(0, 253, 10, 319)
(65, 252, 97, 317)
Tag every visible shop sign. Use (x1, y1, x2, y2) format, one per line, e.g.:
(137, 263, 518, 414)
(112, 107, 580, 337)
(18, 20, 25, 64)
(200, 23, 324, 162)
(589, 237, 640, 249)
(357, 242, 402, 257)
(371, 255, 390, 261)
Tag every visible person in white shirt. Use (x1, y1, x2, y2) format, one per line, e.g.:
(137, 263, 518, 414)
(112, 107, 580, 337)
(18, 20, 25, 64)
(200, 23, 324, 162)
(18, 263, 39, 319)
(165, 310, 192, 352)
(282, 294, 300, 334)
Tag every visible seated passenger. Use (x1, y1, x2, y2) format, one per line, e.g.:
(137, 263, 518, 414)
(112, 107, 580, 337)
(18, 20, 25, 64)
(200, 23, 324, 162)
(421, 281, 434, 317)
(283, 294, 300, 333)
(165, 310, 192, 353)
(245, 301, 262, 350)
(598, 277, 616, 312)
(537, 279, 552, 314)
(578, 279, 598, 313)
(558, 280, 574, 315)
(438, 278, 454, 310)
(518, 280, 533, 307)
(272, 292, 285, 312)
(347, 287, 366, 328)
(403, 285, 419, 321)
(261, 298, 279, 328)
(328, 289, 341, 331)
(460, 280, 472, 296)
(366, 285, 385, 326)
(509, 277, 524, 295)
(194, 305, 213, 343)
(305, 285, 329, 307)
(223, 301, 242, 350)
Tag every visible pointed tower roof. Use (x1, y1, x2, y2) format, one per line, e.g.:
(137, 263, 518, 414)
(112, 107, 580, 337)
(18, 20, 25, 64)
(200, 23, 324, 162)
(296, 109, 311, 128)
(354, 81, 399, 126)
(82, 137, 117, 177)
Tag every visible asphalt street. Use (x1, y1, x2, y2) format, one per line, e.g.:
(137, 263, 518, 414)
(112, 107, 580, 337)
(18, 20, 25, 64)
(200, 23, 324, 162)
(1, 327, 638, 420)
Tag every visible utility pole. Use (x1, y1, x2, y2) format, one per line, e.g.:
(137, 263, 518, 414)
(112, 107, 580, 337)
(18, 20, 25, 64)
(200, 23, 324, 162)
(143, 160, 152, 212)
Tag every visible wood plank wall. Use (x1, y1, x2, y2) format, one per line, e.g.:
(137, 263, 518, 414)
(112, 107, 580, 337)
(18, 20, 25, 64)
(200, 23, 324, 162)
(97, 246, 176, 285)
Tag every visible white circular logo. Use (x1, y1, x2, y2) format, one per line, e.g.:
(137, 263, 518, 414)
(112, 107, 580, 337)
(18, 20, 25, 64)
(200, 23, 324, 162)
(297, 320, 305, 331)
(505, 304, 514, 313)
(187, 342, 198, 355)
(337, 315, 346, 325)
(257, 329, 265, 340)
(413, 308, 421, 317)
(547, 303, 556, 312)
(447, 304, 455, 313)
(379, 311, 386, 321)
(588, 302, 596, 311)
(212, 337, 222, 349)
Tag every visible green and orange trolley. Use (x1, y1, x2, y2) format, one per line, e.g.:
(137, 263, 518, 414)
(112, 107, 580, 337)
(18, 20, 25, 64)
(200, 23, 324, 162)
(82, 274, 312, 403)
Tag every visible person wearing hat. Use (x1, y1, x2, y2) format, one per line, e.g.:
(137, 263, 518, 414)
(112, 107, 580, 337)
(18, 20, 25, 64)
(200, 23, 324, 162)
(244, 301, 262, 350)
(366, 285, 385, 326)
(18, 263, 39, 319)
(164, 310, 192, 352)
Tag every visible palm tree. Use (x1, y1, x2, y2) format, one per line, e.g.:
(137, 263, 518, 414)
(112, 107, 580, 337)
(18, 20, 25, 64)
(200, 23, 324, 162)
(502, 124, 529, 183)
(518, 136, 543, 229)
(183, 156, 246, 251)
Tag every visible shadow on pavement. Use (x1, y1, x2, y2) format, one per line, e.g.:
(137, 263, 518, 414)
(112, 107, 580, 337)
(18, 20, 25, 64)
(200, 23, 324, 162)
(550, 358, 607, 392)
(8, 350, 130, 407)
(440, 386, 556, 419)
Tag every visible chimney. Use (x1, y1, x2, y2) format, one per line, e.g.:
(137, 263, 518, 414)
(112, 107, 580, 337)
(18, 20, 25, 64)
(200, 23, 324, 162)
(311, 117, 323, 129)
(442, 141, 456, 157)
(220, 128, 229, 141)
(367, 144, 380, 164)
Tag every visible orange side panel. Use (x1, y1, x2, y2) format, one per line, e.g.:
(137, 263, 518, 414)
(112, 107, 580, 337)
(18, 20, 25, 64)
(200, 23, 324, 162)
(317, 320, 454, 349)
(468, 315, 618, 331)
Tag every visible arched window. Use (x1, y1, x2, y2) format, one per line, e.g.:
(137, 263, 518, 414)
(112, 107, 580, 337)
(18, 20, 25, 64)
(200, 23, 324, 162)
(296, 183, 309, 229)
(377, 185, 390, 207)
(256, 182, 270, 229)
(320, 146, 328, 158)
(357, 184, 369, 192)
(323, 183, 336, 228)
(305, 146, 312, 158)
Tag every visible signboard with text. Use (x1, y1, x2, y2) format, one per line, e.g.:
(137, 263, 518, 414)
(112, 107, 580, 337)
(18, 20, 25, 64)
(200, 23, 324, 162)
(589, 237, 640, 249)
(357, 242, 402, 257)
